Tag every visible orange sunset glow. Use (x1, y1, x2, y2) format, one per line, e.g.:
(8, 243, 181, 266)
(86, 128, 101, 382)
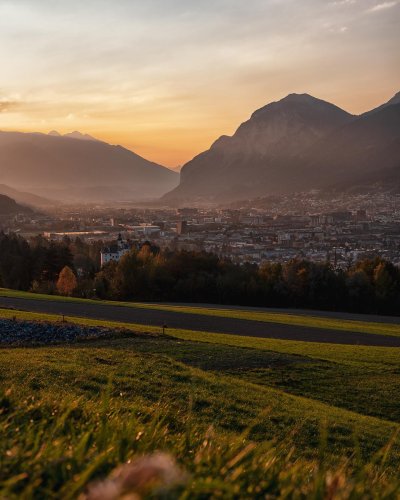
(1, 0, 399, 167)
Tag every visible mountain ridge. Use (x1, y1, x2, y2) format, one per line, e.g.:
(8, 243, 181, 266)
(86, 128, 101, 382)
(48, 130, 100, 142)
(0, 184, 57, 207)
(0, 130, 179, 202)
(164, 91, 400, 203)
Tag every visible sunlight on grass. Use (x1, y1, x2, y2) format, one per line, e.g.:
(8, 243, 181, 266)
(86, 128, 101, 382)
(2, 386, 399, 499)
(2, 308, 400, 497)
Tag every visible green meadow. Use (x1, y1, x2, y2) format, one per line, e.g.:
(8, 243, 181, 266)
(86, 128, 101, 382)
(1, 303, 400, 497)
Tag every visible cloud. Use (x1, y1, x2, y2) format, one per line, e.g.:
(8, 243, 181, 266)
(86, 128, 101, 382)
(323, 22, 349, 34)
(332, 0, 356, 4)
(368, 1, 398, 12)
(0, 0, 398, 166)
(0, 99, 19, 113)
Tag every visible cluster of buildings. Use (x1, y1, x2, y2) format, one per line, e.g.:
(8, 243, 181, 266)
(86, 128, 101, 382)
(97, 193, 400, 268)
(2, 192, 400, 269)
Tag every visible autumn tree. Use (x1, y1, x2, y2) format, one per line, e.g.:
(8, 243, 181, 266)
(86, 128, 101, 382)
(56, 266, 77, 296)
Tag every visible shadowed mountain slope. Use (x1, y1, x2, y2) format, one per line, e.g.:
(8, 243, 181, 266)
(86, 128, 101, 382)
(0, 193, 32, 215)
(0, 131, 179, 202)
(164, 92, 400, 203)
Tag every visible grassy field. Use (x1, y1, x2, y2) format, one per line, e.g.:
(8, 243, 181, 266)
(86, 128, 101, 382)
(2, 287, 400, 338)
(1, 307, 400, 497)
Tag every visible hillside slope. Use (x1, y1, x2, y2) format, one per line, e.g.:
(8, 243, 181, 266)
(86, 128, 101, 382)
(0, 184, 57, 207)
(0, 193, 32, 215)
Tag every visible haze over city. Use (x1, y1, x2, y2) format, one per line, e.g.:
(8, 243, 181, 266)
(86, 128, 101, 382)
(1, 0, 399, 166)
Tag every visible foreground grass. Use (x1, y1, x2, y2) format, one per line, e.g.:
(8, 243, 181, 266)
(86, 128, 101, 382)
(2, 336, 400, 499)
(2, 308, 400, 497)
(2, 393, 400, 499)
(1, 287, 400, 338)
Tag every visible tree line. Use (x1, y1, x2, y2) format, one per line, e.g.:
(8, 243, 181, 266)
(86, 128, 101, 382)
(0, 232, 100, 295)
(1, 232, 399, 315)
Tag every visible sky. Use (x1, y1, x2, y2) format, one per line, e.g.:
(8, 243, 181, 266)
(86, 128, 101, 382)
(0, 0, 399, 168)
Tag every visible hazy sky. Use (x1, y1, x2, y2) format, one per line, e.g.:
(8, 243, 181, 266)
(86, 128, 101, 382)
(0, 0, 399, 167)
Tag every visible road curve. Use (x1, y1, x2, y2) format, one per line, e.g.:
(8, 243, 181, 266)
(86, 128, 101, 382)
(1, 296, 400, 347)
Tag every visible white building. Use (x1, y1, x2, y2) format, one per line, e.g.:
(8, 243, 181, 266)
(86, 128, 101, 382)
(100, 234, 132, 266)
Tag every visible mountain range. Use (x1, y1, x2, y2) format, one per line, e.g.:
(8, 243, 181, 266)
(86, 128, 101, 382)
(0, 92, 398, 205)
(0, 131, 179, 203)
(164, 91, 400, 203)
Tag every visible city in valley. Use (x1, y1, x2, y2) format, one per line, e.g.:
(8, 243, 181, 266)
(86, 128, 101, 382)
(2, 191, 399, 271)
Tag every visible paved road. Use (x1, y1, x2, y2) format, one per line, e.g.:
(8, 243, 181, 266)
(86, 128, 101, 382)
(1, 296, 400, 347)
(168, 302, 400, 325)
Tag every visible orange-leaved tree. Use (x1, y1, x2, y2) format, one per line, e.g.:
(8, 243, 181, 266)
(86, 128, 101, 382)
(56, 266, 77, 296)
